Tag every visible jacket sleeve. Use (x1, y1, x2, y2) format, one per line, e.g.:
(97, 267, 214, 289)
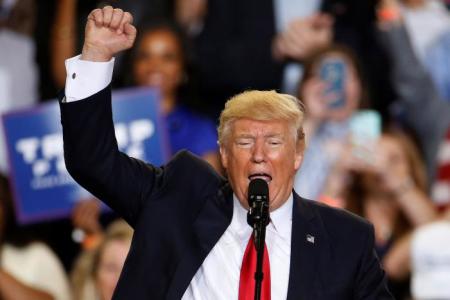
(353, 224, 394, 299)
(59, 85, 165, 227)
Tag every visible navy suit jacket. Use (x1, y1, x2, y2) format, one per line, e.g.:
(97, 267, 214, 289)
(60, 86, 393, 299)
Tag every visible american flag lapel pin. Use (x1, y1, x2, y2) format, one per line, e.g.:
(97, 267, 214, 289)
(306, 234, 315, 244)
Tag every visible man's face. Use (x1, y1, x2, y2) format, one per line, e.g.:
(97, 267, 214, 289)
(220, 118, 303, 211)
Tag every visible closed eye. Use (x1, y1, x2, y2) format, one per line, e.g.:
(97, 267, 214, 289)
(235, 138, 254, 147)
(267, 138, 283, 146)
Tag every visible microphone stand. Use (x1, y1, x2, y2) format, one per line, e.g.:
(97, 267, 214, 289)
(247, 194, 270, 300)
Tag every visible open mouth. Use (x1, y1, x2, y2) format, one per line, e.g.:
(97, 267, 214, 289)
(248, 173, 272, 183)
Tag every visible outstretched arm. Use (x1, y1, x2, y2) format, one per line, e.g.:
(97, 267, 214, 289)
(61, 8, 162, 227)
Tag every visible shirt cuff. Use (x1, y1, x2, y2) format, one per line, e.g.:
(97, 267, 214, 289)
(64, 55, 115, 102)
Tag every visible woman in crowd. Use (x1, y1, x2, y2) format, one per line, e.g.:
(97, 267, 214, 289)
(71, 220, 133, 300)
(375, 2, 450, 298)
(130, 21, 221, 172)
(294, 44, 369, 200)
(322, 128, 438, 298)
(0, 175, 71, 300)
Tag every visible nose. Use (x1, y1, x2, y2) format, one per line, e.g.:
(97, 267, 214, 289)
(148, 58, 161, 70)
(251, 139, 266, 163)
(141, 54, 161, 70)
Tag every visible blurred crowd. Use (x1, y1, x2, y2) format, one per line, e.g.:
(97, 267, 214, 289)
(1, 0, 450, 299)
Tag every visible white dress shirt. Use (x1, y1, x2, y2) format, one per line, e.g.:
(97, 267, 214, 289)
(64, 55, 115, 102)
(64, 55, 293, 299)
(182, 195, 292, 300)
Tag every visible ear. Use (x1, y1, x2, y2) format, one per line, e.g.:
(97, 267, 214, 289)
(219, 145, 228, 169)
(294, 140, 304, 171)
(294, 151, 303, 171)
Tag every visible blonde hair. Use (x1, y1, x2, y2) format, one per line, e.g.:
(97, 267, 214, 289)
(218, 90, 305, 145)
(92, 220, 133, 277)
(71, 220, 133, 300)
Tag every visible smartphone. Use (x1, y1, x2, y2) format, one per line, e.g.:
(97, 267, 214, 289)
(349, 110, 381, 163)
(319, 58, 346, 109)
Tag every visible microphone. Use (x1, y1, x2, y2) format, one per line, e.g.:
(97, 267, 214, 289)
(247, 178, 270, 228)
(247, 178, 270, 300)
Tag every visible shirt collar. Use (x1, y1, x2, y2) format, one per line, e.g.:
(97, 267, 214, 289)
(269, 193, 293, 240)
(231, 195, 250, 237)
(231, 193, 293, 240)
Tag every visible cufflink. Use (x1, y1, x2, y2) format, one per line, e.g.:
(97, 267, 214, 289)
(306, 234, 315, 244)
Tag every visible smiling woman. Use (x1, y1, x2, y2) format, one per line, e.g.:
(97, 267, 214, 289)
(129, 21, 221, 173)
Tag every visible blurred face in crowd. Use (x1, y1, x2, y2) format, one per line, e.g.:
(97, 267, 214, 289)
(96, 239, 131, 300)
(362, 134, 411, 193)
(220, 118, 303, 211)
(378, 135, 410, 190)
(133, 29, 184, 99)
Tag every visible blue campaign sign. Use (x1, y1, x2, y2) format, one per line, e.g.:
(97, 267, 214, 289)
(2, 87, 169, 224)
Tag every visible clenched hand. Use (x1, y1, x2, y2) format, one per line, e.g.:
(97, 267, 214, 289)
(81, 6, 136, 62)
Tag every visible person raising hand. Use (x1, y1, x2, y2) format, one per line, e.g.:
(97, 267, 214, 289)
(81, 6, 136, 62)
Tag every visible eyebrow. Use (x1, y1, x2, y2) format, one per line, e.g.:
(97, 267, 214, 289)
(234, 133, 284, 139)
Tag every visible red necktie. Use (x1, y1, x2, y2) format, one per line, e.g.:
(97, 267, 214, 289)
(239, 234, 271, 300)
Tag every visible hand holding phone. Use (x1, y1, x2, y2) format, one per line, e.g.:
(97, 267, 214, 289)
(349, 110, 381, 165)
(319, 57, 346, 109)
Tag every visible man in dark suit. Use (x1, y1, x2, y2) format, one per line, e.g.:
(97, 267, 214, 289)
(60, 6, 393, 299)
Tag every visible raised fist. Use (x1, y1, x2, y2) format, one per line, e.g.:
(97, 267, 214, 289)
(81, 6, 137, 62)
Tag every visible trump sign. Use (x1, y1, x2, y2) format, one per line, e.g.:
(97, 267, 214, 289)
(2, 88, 169, 224)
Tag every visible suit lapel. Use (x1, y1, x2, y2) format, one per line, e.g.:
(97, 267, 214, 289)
(166, 183, 234, 299)
(287, 193, 331, 300)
